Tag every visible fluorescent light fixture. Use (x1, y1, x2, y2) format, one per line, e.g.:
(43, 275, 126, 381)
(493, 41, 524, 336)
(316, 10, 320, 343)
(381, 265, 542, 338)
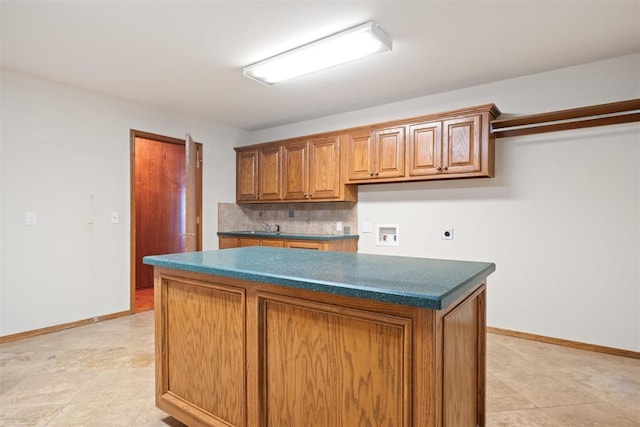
(243, 21, 392, 85)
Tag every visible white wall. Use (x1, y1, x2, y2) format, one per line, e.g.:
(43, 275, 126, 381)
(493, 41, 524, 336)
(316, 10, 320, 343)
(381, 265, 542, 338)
(0, 69, 243, 336)
(248, 54, 640, 352)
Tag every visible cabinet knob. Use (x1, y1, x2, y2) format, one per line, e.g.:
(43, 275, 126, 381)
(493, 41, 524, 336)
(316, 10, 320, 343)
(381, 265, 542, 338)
(309, 193, 312, 197)
(436, 166, 442, 171)
(374, 171, 379, 176)
(443, 166, 448, 171)
(369, 171, 374, 176)
(303, 193, 307, 196)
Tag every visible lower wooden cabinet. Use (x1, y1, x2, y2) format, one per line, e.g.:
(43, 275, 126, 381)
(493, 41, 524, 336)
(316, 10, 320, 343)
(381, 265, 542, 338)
(154, 269, 487, 427)
(219, 235, 357, 253)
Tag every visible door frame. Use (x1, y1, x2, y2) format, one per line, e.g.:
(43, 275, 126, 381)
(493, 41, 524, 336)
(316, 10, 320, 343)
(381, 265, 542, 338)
(129, 130, 203, 312)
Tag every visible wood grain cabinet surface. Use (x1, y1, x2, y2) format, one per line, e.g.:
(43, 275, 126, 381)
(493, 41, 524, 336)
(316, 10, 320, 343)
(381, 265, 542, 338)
(153, 268, 487, 427)
(219, 235, 357, 253)
(283, 137, 342, 201)
(235, 148, 259, 202)
(236, 137, 356, 204)
(235, 104, 500, 199)
(347, 126, 405, 181)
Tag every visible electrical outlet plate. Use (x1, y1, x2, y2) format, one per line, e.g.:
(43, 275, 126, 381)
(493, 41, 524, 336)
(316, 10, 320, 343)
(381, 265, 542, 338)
(441, 227, 454, 240)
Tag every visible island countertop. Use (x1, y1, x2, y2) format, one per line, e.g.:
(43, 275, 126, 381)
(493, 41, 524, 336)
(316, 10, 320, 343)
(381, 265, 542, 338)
(143, 247, 495, 310)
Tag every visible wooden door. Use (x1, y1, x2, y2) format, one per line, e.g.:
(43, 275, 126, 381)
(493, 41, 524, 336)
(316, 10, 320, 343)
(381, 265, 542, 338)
(258, 146, 282, 201)
(407, 121, 442, 176)
(184, 134, 198, 252)
(132, 131, 202, 294)
(309, 136, 340, 200)
(236, 148, 258, 202)
(347, 131, 374, 180)
(443, 115, 481, 174)
(282, 141, 308, 200)
(374, 126, 405, 178)
(134, 137, 185, 290)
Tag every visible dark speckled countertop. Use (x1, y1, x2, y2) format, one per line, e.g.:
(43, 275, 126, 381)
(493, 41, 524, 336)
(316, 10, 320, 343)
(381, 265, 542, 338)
(143, 247, 495, 310)
(217, 231, 359, 241)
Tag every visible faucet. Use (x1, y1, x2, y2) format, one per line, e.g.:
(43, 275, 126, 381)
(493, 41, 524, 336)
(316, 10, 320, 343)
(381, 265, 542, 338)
(258, 221, 270, 232)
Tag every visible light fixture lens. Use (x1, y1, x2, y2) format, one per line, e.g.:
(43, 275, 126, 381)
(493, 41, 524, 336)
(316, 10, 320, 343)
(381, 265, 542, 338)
(243, 21, 392, 85)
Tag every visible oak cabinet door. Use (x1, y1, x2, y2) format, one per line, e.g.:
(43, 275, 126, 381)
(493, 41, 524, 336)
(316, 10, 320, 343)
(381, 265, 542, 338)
(407, 121, 442, 176)
(282, 141, 308, 200)
(443, 115, 481, 174)
(374, 126, 405, 178)
(309, 136, 340, 200)
(258, 146, 282, 201)
(347, 131, 374, 180)
(236, 149, 258, 202)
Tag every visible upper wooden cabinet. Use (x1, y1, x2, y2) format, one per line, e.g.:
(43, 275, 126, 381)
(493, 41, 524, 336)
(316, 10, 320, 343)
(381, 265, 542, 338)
(236, 136, 356, 204)
(236, 104, 500, 200)
(407, 113, 489, 178)
(235, 146, 282, 202)
(348, 127, 405, 181)
(283, 137, 342, 201)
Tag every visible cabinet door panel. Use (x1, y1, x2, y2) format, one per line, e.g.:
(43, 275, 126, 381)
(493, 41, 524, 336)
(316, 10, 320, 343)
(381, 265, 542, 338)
(219, 236, 239, 249)
(309, 137, 340, 200)
(259, 146, 282, 201)
(259, 295, 411, 427)
(443, 115, 481, 173)
(261, 239, 285, 248)
(239, 238, 261, 247)
(347, 131, 374, 180)
(282, 141, 308, 200)
(236, 149, 258, 201)
(163, 279, 246, 426)
(375, 127, 405, 178)
(285, 240, 325, 250)
(408, 122, 442, 176)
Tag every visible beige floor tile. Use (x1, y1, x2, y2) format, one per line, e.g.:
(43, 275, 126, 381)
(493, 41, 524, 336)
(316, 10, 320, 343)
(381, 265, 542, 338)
(493, 368, 602, 408)
(609, 399, 640, 423)
(486, 373, 536, 412)
(541, 402, 639, 426)
(0, 403, 63, 426)
(487, 408, 560, 427)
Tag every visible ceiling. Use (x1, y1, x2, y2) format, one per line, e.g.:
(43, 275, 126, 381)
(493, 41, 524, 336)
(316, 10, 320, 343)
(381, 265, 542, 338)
(1, 1, 639, 131)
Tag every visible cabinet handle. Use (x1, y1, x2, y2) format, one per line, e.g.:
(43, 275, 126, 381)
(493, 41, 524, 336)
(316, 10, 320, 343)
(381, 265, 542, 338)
(443, 166, 448, 171)
(303, 193, 307, 196)
(436, 166, 442, 171)
(374, 171, 379, 176)
(369, 171, 374, 176)
(309, 193, 312, 197)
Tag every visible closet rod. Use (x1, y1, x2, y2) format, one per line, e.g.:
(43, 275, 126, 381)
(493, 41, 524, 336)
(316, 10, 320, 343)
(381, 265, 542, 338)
(491, 99, 640, 138)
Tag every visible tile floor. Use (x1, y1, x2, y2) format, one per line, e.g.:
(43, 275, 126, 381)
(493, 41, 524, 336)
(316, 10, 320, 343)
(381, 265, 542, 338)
(1, 311, 638, 426)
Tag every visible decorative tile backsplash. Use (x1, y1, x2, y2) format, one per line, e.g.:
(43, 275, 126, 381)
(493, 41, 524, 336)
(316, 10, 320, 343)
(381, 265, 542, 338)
(218, 202, 358, 235)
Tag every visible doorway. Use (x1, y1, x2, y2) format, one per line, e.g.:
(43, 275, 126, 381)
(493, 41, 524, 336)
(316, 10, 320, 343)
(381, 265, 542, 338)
(130, 130, 202, 312)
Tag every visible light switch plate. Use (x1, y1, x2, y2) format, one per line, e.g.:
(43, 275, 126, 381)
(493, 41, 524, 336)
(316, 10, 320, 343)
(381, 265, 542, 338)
(26, 212, 37, 226)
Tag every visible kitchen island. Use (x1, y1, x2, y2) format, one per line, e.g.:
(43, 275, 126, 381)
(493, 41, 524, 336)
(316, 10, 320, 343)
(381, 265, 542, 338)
(144, 247, 495, 427)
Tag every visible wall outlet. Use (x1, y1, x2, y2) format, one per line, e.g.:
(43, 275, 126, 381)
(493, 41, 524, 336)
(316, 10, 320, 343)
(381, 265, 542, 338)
(26, 211, 37, 226)
(110, 212, 119, 224)
(336, 221, 343, 232)
(361, 222, 372, 233)
(441, 227, 454, 240)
